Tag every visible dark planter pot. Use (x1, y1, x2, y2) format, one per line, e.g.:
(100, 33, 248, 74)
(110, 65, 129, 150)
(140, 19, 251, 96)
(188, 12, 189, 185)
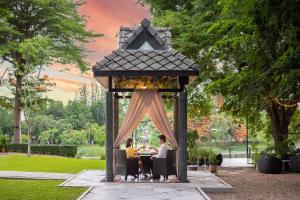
(290, 156, 300, 172)
(198, 158, 205, 166)
(216, 154, 223, 166)
(281, 154, 291, 171)
(258, 154, 282, 174)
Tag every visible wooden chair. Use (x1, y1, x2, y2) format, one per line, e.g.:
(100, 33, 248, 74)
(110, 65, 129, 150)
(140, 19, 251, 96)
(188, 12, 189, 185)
(114, 149, 139, 180)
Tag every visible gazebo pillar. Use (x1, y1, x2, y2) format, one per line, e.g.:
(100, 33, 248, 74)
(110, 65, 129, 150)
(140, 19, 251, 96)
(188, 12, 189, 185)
(105, 91, 114, 182)
(173, 95, 178, 142)
(113, 95, 119, 144)
(178, 90, 188, 182)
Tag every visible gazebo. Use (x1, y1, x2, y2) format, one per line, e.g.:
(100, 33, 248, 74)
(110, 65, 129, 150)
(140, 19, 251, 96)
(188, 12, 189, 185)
(93, 19, 199, 182)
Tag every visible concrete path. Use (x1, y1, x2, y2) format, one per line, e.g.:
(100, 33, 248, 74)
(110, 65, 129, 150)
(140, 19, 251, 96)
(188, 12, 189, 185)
(60, 170, 233, 200)
(0, 171, 75, 180)
(61, 170, 232, 193)
(78, 183, 211, 200)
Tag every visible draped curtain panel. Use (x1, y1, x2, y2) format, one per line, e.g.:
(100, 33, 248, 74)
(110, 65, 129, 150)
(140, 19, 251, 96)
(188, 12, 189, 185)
(114, 90, 178, 148)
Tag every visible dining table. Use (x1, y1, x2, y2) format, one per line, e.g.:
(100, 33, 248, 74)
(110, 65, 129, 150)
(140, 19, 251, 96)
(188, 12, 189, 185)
(139, 152, 155, 175)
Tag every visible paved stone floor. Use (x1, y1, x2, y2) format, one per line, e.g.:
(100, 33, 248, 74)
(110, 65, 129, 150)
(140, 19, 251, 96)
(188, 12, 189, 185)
(79, 183, 211, 200)
(0, 171, 75, 180)
(0, 169, 232, 200)
(60, 170, 232, 200)
(61, 170, 232, 192)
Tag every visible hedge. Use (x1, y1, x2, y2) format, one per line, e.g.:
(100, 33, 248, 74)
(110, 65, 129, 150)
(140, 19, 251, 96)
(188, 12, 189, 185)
(0, 144, 78, 157)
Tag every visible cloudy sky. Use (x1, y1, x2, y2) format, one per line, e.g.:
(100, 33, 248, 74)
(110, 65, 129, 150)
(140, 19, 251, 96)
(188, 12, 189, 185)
(0, 0, 149, 104)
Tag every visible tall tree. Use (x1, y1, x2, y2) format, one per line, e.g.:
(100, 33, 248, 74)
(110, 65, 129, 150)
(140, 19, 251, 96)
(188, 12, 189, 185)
(0, 0, 100, 143)
(144, 0, 300, 153)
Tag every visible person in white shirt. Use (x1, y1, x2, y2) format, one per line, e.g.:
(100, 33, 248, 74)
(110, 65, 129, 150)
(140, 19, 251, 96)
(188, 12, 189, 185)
(149, 135, 170, 179)
(149, 135, 170, 159)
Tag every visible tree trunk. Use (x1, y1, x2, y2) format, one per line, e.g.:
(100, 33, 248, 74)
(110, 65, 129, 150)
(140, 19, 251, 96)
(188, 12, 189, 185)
(27, 125, 32, 157)
(266, 100, 297, 154)
(13, 75, 22, 144)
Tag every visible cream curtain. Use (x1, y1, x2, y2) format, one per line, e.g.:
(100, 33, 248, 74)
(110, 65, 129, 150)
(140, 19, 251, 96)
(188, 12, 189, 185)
(114, 90, 178, 148)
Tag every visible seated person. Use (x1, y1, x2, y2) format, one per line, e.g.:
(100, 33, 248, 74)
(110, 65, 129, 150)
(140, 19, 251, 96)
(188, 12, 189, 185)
(125, 138, 148, 178)
(149, 135, 170, 159)
(149, 135, 170, 179)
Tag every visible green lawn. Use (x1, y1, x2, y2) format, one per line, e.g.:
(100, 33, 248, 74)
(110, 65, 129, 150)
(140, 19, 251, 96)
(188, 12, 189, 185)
(0, 179, 87, 200)
(0, 154, 105, 173)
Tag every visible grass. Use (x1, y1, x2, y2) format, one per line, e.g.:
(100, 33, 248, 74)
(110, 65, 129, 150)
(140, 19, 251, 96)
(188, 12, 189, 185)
(0, 179, 87, 200)
(0, 154, 105, 173)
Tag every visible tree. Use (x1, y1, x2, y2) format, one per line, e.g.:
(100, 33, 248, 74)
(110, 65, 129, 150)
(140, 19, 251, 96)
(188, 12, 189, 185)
(90, 100, 105, 125)
(38, 100, 64, 119)
(60, 129, 87, 145)
(0, 108, 13, 138)
(0, 0, 101, 143)
(144, 0, 300, 154)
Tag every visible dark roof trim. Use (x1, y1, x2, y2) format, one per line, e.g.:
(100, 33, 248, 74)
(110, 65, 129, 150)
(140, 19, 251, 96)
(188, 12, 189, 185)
(93, 70, 199, 77)
(121, 19, 166, 50)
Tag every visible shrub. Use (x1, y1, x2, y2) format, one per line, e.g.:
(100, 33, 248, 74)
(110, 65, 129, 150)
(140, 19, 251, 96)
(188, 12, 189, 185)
(0, 144, 78, 157)
(208, 152, 218, 165)
(76, 145, 105, 159)
(60, 129, 87, 145)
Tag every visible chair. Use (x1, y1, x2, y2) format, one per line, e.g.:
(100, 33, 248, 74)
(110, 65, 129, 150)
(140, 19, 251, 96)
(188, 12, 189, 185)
(114, 149, 139, 180)
(152, 150, 177, 180)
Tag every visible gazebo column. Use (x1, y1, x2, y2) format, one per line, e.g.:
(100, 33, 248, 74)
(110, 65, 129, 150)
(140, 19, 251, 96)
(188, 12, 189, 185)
(173, 95, 178, 142)
(113, 95, 119, 144)
(178, 90, 188, 182)
(105, 91, 114, 182)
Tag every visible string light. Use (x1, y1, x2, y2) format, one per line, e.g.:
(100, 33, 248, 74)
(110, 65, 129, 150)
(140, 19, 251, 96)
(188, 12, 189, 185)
(272, 97, 299, 108)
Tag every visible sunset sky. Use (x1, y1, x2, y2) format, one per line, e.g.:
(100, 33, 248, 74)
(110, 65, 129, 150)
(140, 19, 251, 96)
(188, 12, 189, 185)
(0, 0, 150, 104)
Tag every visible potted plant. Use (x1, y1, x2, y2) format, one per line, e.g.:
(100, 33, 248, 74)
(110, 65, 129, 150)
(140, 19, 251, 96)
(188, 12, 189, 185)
(258, 145, 282, 174)
(198, 148, 210, 166)
(208, 152, 218, 173)
(1, 136, 7, 153)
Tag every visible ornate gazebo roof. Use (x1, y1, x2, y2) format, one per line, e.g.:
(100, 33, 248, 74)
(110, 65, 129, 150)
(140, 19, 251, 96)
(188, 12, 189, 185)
(93, 19, 199, 90)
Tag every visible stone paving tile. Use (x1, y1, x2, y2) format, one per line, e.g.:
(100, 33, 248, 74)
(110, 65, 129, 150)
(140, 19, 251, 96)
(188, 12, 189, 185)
(0, 171, 75, 180)
(81, 183, 210, 200)
(61, 170, 232, 193)
(60, 170, 106, 187)
(188, 171, 233, 192)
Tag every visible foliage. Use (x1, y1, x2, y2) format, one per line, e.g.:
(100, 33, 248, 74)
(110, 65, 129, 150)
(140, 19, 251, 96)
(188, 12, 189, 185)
(60, 130, 87, 146)
(76, 146, 105, 159)
(0, 0, 101, 143)
(250, 141, 262, 165)
(0, 135, 7, 146)
(65, 100, 94, 130)
(208, 151, 218, 165)
(89, 123, 105, 146)
(0, 108, 13, 137)
(0, 82, 106, 147)
(0, 179, 87, 200)
(90, 100, 105, 125)
(0, 154, 105, 173)
(187, 130, 199, 164)
(144, 0, 300, 152)
(1, 144, 78, 157)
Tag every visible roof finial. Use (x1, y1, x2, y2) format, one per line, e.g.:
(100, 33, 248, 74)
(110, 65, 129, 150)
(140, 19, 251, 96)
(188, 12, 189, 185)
(141, 18, 150, 27)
